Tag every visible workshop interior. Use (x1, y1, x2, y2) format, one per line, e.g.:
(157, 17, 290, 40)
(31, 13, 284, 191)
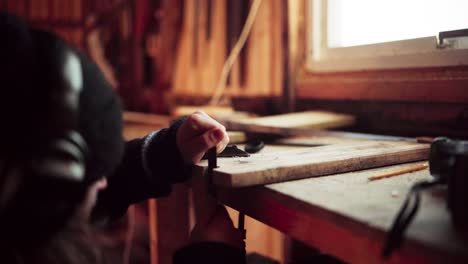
(1, 0, 468, 263)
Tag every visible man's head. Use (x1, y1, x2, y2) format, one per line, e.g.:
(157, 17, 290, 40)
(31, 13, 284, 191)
(0, 12, 124, 244)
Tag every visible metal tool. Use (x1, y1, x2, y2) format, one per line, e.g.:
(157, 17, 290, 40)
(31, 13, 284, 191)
(206, 147, 247, 252)
(202, 144, 250, 160)
(206, 147, 217, 195)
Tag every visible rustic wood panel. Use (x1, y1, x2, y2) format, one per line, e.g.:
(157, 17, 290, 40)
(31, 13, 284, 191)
(195, 142, 429, 187)
(226, 110, 355, 132)
(1, 0, 86, 49)
(297, 68, 468, 103)
(172, 0, 284, 98)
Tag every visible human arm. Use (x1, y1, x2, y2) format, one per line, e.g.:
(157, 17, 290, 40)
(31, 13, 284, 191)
(94, 111, 229, 220)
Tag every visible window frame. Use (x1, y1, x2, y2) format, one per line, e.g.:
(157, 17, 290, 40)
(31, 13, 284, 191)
(294, 0, 468, 103)
(307, 0, 468, 72)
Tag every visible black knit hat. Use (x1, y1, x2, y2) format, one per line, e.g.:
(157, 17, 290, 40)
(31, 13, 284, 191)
(74, 40, 124, 183)
(0, 12, 124, 183)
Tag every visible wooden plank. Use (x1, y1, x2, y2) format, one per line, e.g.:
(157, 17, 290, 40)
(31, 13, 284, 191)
(171, 105, 234, 118)
(122, 113, 170, 141)
(195, 142, 429, 187)
(173, 0, 194, 95)
(271, 0, 284, 97)
(246, 0, 268, 96)
(297, 77, 468, 103)
(294, 99, 468, 138)
(227, 131, 247, 143)
(227, 111, 355, 133)
(273, 135, 376, 146)
(210, 0, 227, 96)
(215, 164, 468, 263)
(123, 111, 170, 126)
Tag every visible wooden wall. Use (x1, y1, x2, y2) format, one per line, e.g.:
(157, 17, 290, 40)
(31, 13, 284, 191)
(1, 0, 288, 114)
(171, 0, 285, 99)
(0, 0, 153, 112)
(0, 0, 131, 48)
(0, 0, 86, 48)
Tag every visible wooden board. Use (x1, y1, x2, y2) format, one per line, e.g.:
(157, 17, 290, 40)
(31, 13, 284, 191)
(226, 111, 355, 134)
(194, 141, 429, 187)
(226, 131, 247, 143)
(123, 111, 170, 126)
(122, 112, 170, 141)
(171, 105, 234, 118)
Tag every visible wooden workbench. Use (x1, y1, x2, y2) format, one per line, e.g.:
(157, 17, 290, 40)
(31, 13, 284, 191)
(123, 116, 468, 263)
(205, 155, 468, 263)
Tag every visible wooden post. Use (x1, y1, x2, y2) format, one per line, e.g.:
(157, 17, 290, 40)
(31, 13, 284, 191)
(148, 199, 158, 264)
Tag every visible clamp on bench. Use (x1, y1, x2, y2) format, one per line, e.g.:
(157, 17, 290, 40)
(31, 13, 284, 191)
(206, 147, 247, 252)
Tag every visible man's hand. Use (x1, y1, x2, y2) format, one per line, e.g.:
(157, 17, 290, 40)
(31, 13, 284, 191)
(189, 204, 244, 249)
(176, 111, 229, 164)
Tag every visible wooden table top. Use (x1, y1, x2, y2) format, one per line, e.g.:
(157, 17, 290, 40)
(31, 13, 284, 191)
(194, 142, 429, 188)
(206, 149, 468, 263)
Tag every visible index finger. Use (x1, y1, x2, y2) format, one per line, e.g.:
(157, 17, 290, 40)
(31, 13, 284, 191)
(186, 111, 225, 135)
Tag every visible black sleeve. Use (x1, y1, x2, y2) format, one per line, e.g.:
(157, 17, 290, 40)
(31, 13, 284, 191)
(93, 118, 192, 220)
(173, 242, 246, 264)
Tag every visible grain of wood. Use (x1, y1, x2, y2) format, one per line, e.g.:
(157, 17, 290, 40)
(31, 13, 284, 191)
(195, 142, 429, 187)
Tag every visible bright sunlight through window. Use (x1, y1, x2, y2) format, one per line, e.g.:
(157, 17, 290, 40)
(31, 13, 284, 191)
(327, 0, 468, 48)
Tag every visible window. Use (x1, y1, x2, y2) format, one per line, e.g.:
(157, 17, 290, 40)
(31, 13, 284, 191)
(307, 0, 468, 72)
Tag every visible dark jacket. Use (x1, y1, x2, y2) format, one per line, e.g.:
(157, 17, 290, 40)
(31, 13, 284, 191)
(95, 120, 246, 264)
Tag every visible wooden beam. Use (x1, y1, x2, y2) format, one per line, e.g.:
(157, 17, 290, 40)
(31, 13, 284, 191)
(297, 67, 468, 103)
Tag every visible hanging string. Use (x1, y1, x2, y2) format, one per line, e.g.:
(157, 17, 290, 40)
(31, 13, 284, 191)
(208, 0, 263, 106)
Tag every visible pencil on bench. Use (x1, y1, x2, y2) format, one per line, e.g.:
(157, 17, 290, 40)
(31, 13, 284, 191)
(368, 163, 429, 181)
